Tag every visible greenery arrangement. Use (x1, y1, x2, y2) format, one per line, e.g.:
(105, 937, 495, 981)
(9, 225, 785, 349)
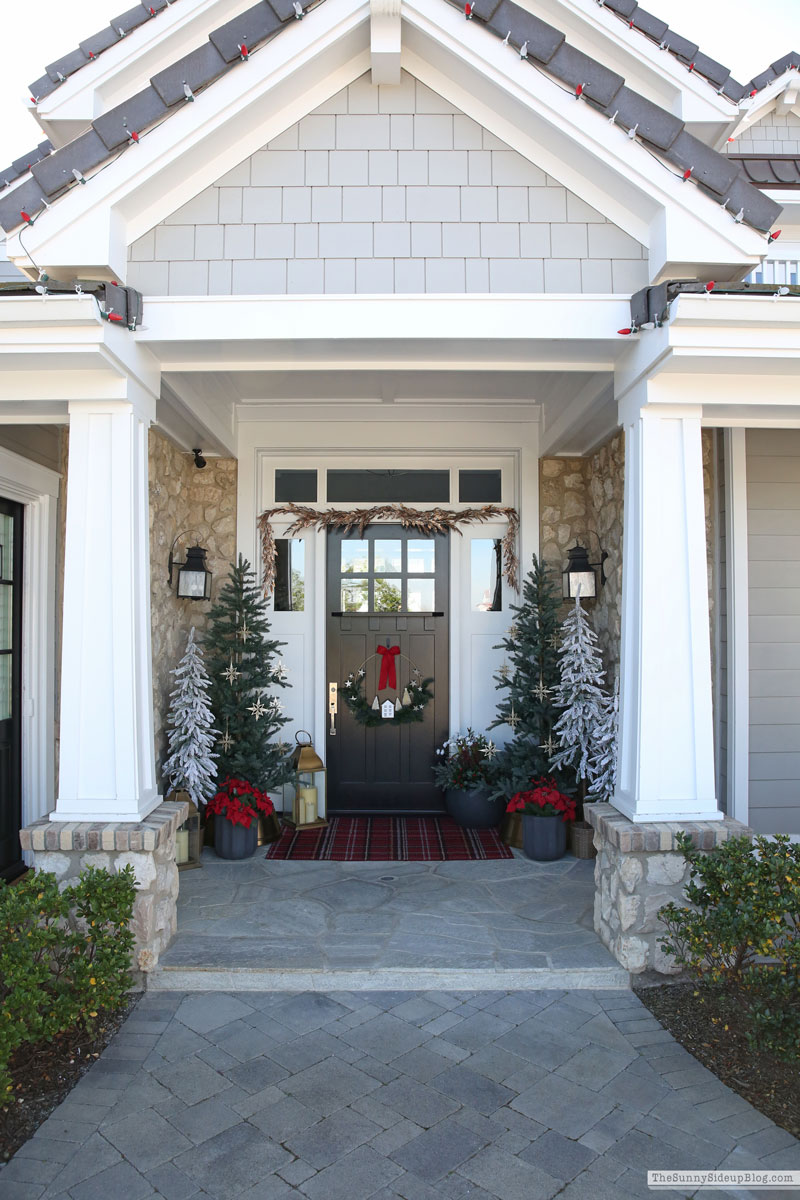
(0, 867, 136, 1101)
(432, 729, 497, 791)
(490, 555, 565, 798)
(205, 555, 293, 793)
(658, 832, 800, 1060)
(206, 777, 275, 831)
(505, 777, 576, 821)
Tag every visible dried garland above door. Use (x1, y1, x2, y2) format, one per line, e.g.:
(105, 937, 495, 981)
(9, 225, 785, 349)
(257, 503, 520, 599)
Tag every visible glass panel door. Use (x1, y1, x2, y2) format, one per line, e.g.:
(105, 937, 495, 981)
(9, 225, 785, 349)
(0, 498, 23, 879)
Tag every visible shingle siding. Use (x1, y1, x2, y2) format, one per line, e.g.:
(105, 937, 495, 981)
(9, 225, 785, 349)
(127, 72, 648, 296)
(727, 110, 800, 157)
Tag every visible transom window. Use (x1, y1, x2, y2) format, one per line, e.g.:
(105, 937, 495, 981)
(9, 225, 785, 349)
(340, 535, 437, 613)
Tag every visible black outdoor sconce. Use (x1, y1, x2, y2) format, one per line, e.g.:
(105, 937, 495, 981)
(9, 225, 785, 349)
(168, 531, 213, 600)
(562, 538, 609, 600)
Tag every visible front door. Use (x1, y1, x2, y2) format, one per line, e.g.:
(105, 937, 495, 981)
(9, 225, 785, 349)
(326, 525, 449, 813)
(0, 498, 23, 879)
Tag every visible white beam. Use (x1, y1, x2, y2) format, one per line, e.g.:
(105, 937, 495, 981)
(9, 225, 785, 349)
(370, 0, 401, 85)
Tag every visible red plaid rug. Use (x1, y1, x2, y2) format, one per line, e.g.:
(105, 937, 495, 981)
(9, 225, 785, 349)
(265, 816, 513, 861)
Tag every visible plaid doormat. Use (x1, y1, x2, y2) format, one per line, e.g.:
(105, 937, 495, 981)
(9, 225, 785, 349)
(265, 815, 513, 861)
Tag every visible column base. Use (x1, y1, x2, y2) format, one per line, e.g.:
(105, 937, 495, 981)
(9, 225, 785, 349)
(585, 803, 752, 975)
(20, 800, 188, 977)
(50, 789, 162, 824)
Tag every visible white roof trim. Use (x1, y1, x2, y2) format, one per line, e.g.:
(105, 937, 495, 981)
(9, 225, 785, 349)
(6, 0, 766, 282)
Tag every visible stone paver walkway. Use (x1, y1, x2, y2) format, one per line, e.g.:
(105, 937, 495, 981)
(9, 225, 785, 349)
(3, 988, 798, 1200)
(156, 856, 623, 988)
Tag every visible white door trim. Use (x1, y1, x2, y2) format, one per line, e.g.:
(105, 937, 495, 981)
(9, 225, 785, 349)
(0, 445, 60, 836)
(723, 428, 750, 827)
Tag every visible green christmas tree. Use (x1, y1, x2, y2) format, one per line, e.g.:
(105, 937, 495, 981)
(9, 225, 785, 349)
(206, 555, 293, 791)
(489, 555, 565, 796)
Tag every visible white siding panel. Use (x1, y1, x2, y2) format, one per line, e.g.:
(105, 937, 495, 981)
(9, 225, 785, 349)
(746, 430, 800, 836)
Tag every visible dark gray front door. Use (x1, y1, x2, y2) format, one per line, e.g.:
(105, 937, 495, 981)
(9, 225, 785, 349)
(0, 498, 23, 879)
(326, 525, 449, 813)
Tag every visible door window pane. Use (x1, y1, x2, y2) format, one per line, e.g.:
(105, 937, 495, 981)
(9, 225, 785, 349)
(341, 579, 368, 611)
(459, 469, 502, 502)
(327, 469, 449, 502)
(407, 540, 435, 573)
(407, 578, 435, 612)
(374, 540, 402, 573)
(471, 539, 502, 611)
(0, 655, 10, 721)
(341, 540, 369, 573)
(275, 469, 317, 502)
(0, 587, 11, 651)
(274, 539, 305, 611)
(374, 578, 402, 611)
(0, 513, 12, 581)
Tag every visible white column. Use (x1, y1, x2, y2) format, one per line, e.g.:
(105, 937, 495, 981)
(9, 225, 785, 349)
(615, 394, 720, 822)
(54, 387, 160, 822)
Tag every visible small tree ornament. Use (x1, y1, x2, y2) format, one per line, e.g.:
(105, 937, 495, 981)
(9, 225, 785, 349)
(490, 555, 564, 796)
(162, 626, 219, 806)
(206, 555, 293, 791)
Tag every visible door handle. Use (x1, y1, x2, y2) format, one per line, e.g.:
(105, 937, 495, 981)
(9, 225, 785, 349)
(328, 682, 338, 736)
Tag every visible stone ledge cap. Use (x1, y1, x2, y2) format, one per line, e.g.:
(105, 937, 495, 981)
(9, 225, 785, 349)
(585, 802, 752, 853)
(20, 800, 189, 854)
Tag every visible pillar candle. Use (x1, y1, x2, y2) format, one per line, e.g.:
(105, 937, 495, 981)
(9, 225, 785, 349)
(176, 828, 189, 865)
(299, 785, 318, 824)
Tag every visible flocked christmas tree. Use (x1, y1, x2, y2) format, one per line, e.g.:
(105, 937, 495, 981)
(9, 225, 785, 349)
(490, 554, 565, 796)
(162, 626, 219, 806)
(206, 555, 293, 791)
(549, 593, 609, 814)
(586, 679, 619, 803)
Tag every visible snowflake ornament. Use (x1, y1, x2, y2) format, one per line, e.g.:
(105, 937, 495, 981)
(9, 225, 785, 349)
(481, 739, 497, 760)
(249, 696, 268, 721)
(222, 661, 241, 684)
(540, 733, 558, 757)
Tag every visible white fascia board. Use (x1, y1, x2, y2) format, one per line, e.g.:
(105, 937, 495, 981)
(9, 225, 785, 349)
(527, 0, 737, 125)
(33, 0, 258, 144)
(139, 293, 629, 347)
(403, 0, 765, 272)
(6, 0, 370, 278)
(0, 294, 161, 399)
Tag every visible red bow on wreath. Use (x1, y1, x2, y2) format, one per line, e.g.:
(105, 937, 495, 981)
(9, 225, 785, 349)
(376, 645, 400, 691)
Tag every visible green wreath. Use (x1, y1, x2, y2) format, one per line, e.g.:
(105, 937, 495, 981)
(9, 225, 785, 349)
(342, 655, 434, 728)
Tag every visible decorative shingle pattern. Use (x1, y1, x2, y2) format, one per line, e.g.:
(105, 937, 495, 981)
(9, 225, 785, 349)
(737, 156, 800, 189)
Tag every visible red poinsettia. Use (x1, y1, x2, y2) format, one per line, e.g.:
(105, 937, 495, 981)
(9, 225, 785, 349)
(206, 777, 274, 830)
(506, 777, 576, 822)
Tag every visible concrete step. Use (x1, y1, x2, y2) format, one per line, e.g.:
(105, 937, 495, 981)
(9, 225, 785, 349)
(147, 964, 631, 991)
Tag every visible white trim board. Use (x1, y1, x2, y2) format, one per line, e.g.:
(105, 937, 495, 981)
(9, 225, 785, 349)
(0, 445, 60, 843)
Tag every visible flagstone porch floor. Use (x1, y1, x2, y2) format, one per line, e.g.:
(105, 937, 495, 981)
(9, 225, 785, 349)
(153, 851, 628, 991)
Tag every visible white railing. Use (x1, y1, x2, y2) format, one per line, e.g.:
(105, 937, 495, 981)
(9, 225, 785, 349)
(747, 260, 800, 285)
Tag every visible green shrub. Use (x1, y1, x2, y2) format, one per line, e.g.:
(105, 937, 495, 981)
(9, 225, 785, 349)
(658, 833, 800, 1060)
(0, 865, 137, 1102)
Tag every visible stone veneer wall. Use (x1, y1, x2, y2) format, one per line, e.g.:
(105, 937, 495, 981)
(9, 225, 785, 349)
(587, 802, 751, 973)
(540, 431, 624, 677)
(149, 429, 237, 780)
(540, 427, 717, 686)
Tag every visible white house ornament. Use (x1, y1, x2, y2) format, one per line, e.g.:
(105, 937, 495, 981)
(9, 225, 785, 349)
(381, 699, 395, 719)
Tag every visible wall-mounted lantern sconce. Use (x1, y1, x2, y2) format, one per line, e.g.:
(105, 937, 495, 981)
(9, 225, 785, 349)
(168, 531, 213, 600)
(562, 538, 608, 600)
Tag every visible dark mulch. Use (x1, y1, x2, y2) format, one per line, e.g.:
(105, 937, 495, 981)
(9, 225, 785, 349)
(0, 996, 139, 1163)
(635, 980, 800, 1139)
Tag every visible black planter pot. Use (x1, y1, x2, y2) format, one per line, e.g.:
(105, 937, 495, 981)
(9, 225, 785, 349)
(445, 788, 506, 829)
(522, 813, 568, 861)
(214, 814, 259, 860)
